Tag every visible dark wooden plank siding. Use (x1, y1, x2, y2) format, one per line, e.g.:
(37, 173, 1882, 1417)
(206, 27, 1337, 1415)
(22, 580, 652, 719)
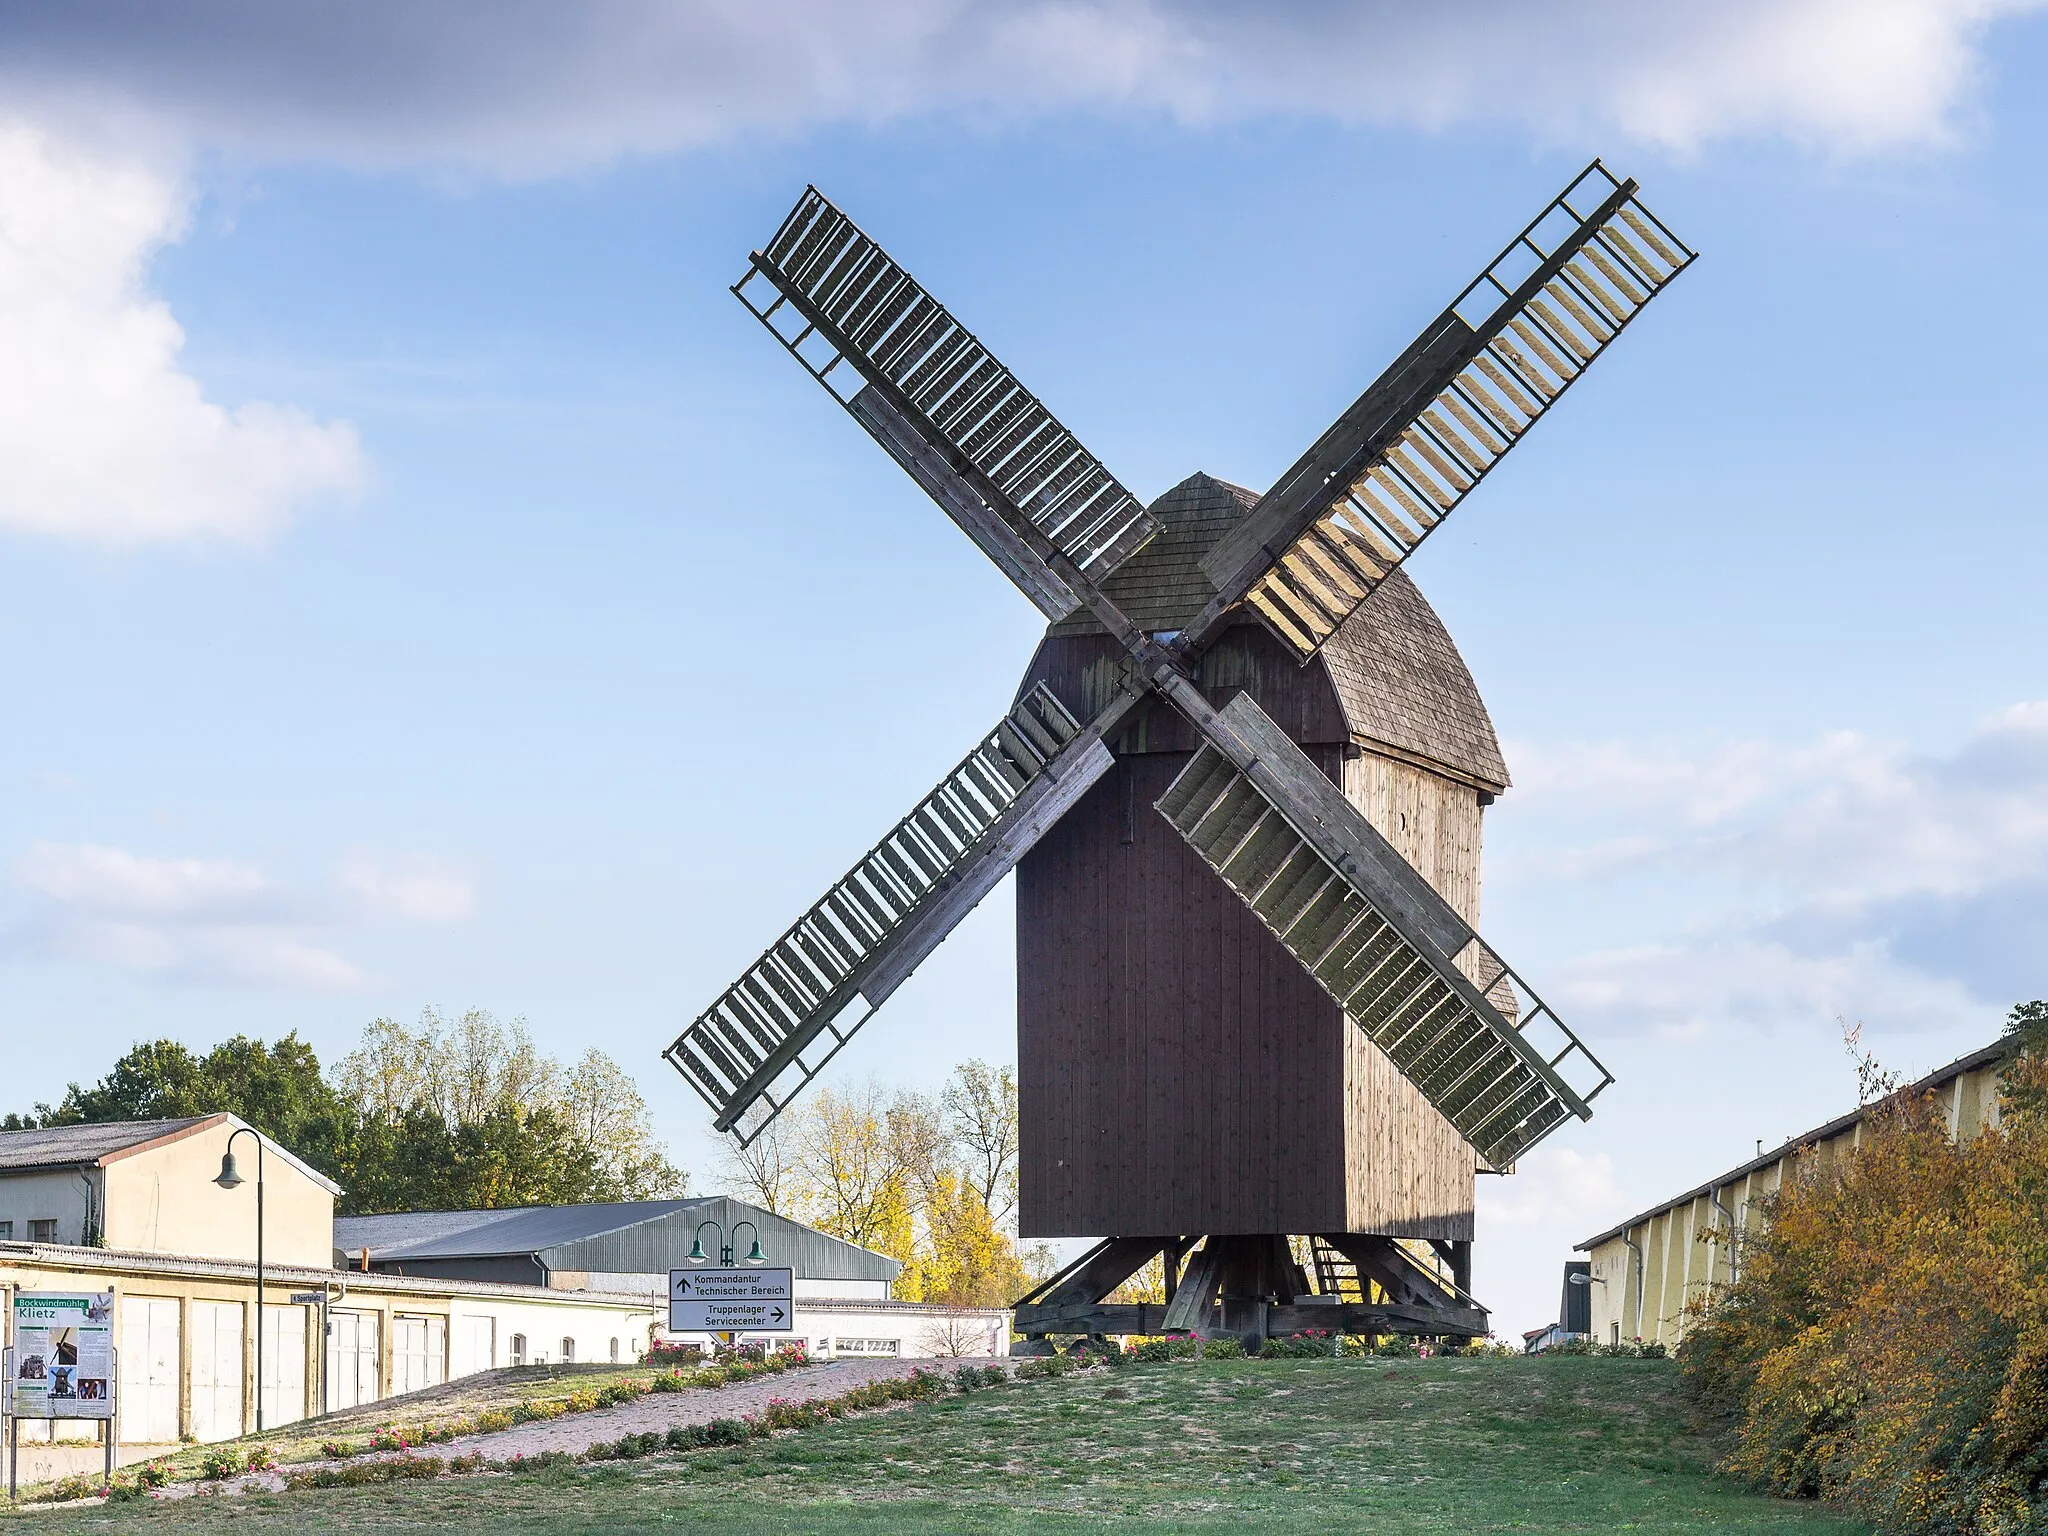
(1016, 629, 1477, 1243)
(1018, 748, 1350, 1236)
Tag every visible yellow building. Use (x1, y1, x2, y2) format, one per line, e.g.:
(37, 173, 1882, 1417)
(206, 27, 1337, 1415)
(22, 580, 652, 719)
(1576, 1039, 2008, 1348)
(0, 1117, 657, 1483)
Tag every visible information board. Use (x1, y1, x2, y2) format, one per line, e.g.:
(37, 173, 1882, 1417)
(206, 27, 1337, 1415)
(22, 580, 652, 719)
(9, 1292, 115, 1420)
(669, 1267, 794, 1333)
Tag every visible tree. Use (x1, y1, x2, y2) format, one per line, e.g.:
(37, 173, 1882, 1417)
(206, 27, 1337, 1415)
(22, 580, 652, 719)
(714, 1108, 796, 1214)
(791, 1081, 916, 1258)
(15, 1011, 687, 1217)
(330, 1008, 684, 1212)
(559, 1049, 686, 1199)
(941, 1060, 1018, 1228)
(901, 1171, 1031, 1307)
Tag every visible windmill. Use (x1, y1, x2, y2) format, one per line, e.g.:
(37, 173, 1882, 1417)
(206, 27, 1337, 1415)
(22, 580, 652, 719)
(668, 161, 1692, 1346)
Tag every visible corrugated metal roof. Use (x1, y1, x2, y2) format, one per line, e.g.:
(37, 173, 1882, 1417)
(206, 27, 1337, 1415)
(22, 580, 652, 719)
(1047, 473, 1508, 792)
(0, 1117, 216, 1171)
(334, 1207, 548, 1259)
(337, 1197, 902, 1284)
(1576, 1037, 2013, 1250)
(351, 1201, 703, 1260)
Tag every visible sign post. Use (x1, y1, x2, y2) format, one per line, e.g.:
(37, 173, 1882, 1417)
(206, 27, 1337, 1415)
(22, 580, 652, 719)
(7, 1292, 117, 1496)
(668, 1268, 795, 1335)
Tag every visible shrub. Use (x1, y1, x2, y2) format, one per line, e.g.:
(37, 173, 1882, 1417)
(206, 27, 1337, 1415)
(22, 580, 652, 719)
(1372, 1336, 1419, 1358)
(952, 1363, 1007, 1391)
(703, 1416, 755, 1446)
(1202, 1337, 1246, 1360)
(1016, 1353, 1076, 1380)
(319, 1438, 360, 1460)
(37, 1474, 105, 1504)
(198, 1446, 255, 1480)
(1126, 1336, 1198, 1363)
(1680, 1016, 2048, 1534)
(1260, 1330, 1340, 1359)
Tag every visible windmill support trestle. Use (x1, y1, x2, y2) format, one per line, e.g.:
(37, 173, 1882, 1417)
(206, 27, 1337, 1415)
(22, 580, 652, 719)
(1011, 1233, 1486, 1353)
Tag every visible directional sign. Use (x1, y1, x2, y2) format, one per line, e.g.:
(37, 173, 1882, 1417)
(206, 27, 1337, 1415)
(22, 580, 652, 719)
(669, 1267, 794, 1332)
(669, 1300, 794, 1332)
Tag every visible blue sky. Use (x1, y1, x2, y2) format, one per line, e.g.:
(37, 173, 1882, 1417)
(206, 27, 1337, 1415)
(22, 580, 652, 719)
(2, 1, 2045, 1333)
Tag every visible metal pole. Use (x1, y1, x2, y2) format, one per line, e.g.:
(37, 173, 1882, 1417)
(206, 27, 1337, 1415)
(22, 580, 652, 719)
(255, 1136, 266, 1435)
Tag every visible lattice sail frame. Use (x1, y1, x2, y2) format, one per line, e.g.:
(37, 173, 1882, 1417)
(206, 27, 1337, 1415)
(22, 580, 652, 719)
(734, 188, 1159, 612)
(1203, 162, 1695, 662)
(1155, 693, 1613, 1170)
(665, 685, 1108, 1141)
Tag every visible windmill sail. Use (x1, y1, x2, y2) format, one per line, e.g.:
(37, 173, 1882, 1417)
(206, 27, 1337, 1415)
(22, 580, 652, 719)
(735, 188, 1159, 618)
(667, 685, 1113, 1143)
(1155, 691, 1611, 1169)
(1196, 162, 1693, 662)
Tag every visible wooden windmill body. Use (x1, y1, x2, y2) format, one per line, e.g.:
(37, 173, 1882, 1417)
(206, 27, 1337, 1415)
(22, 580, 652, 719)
(1015, 473, 1505, 1246)
(669, 163, 1693, 1343)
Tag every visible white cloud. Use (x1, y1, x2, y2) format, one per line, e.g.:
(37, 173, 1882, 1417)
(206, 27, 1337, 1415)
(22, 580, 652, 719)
(1479, 1146, 1621, 1229)
(6, 839, 475, 991)
(1498, 701, 2048, 1039)
(0, 124, 362, 545)
(0, 1, 2037, 171)
(15, 840, 270, 918)
(337, 850, 476, 922)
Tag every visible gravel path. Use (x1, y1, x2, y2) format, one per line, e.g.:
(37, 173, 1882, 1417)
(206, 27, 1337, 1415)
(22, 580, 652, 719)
(399, 1358, 972, 1462)
(150, 1358, 999, 1501)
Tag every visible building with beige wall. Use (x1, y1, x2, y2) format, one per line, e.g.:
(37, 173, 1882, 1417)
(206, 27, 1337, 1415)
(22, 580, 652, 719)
(1, 1118, 659, 1484)
(1576, 1039, 2008, 1349)
(0, 1116, 336, 1266)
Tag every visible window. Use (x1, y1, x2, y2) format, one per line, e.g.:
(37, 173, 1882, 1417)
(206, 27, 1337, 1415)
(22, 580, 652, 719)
(510, 1334, 527, 1367)
(560, 1337, 575, 1363)
(0, 1221, 12, 1239)
(833, 1338, 900, 1357)
(609, 1337, 620, 1362)
(29, 1218, 57, 1243)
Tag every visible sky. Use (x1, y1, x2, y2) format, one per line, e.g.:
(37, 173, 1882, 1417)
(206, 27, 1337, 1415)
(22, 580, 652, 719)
(2, 0, 2046, 1336)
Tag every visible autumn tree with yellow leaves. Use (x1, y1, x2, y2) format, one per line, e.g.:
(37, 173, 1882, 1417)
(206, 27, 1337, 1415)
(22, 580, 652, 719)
(717, 1060, 1035, 1307)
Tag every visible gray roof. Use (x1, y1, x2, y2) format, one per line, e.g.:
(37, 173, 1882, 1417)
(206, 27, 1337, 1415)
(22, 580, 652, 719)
(0, 1117, 217, 1172)
(338, 1201, 699, 1261)
(1050, 473, 1508, 792)
(335, 1197, 902, 1283)
(334, 1206, 550, 1260)
(0, 1114, 342, 1195)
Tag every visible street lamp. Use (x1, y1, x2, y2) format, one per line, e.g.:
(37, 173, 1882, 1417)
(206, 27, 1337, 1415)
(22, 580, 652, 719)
(214, 1126, 267, 1433)
(686, 1220, 767, 1266)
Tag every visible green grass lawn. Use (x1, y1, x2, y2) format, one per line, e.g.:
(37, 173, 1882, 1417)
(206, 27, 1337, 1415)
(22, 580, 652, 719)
(8, 1355, 1869, 1534)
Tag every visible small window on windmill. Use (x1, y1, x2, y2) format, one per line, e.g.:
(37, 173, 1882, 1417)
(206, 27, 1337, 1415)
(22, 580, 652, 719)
(609, 1337, 620, 1363)
(510, 1334, 527, 1366)
(561, 1337, 576, 1363)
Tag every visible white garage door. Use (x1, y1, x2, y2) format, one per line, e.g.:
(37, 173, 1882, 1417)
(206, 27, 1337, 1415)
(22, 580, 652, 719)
(391, 1316, 446, 1397)
(189, 1301, 244, 1443)
(259, 1305, 308, 1428)
(119, 1296, 181, 1445)
(326, 1311, 381, 1412)
(455, 1314, 495, 1378)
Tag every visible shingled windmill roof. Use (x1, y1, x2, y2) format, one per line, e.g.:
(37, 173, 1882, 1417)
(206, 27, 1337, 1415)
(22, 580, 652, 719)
(1049, 472, 1510, 793)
